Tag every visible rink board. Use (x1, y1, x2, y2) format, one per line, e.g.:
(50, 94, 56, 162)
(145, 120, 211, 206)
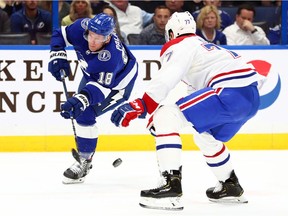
(0, 133, 287, 152)
(0, 46, 288, 151)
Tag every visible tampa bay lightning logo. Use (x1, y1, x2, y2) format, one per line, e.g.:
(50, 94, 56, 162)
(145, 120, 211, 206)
(37, 22, 45, 29)
(248, 60, 281, 110)
(98, 50, 111, 61)
(81, 18, 89, 30)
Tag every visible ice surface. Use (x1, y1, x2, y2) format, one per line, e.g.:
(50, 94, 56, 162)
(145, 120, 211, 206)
(0, 150, 287, 216)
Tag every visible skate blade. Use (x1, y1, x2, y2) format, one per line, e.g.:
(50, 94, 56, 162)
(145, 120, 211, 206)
(62, 176, 86, 184)
(139, 196, 184, 211)
(209, 195, 248, 204)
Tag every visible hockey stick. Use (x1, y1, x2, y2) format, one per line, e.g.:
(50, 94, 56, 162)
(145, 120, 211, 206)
(60, 70, 122, 168)
(60, 69, 82, 164)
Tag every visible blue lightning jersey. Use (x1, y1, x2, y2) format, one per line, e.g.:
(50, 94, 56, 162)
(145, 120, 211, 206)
(50, 18, 138, 116)
(49, 17, 138, 154)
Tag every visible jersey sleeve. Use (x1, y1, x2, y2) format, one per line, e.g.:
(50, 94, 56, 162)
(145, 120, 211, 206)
(111, 43, 137, 90)
(50, 28, 67, 51)
(50, 18, 88, 50)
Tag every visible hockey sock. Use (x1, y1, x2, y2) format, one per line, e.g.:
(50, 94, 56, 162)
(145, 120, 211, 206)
(155, 133, 182, 172)
(194, 132, 233, 181)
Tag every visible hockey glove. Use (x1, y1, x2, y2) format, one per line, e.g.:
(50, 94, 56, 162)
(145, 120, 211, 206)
(111, 98, 147, 127)
(60, 94, 90, 119)
(48, 50, 70, 81)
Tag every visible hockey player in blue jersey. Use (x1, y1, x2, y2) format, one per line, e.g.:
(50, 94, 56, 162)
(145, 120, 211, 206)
(48, 13, 138, 184)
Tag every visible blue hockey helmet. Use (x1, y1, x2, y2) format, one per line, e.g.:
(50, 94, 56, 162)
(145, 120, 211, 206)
(87, 13, 115, 36)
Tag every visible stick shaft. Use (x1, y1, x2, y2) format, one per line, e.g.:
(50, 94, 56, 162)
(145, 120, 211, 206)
(60, 70, 81, 163)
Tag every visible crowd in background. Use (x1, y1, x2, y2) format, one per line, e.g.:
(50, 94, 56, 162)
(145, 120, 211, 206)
(0, 0, 285, 45)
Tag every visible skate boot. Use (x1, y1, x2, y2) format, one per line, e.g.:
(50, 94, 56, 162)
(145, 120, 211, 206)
(139, 170, 183, 211)
(62, 155, 93, 184)
(206, 170, 248, 203)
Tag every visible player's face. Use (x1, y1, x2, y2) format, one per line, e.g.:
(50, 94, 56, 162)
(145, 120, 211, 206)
(165, 31, 175, 42)
(87, 31, 109, 51)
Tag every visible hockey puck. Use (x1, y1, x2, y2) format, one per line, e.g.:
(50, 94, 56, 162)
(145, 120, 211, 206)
(113, 158, 122, 167)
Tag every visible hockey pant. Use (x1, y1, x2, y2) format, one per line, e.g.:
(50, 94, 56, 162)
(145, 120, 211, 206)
(152, 84, 259, 181)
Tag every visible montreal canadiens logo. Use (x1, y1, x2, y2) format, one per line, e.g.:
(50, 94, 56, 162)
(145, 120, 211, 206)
(248, 60, 281, 110)
(98, 50, 111, 61)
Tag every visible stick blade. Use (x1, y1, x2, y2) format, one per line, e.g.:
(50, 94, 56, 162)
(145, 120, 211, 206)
(71, 148, 81, 164)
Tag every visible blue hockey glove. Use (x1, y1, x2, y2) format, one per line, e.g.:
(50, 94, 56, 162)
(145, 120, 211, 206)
(111, 98, 147, 127)
(61, 94, 90, 119)
(48, 50, 70, 81)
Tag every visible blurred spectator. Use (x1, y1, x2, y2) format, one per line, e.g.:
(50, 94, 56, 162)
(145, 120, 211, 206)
(192, 0, 233, 31)
(10, 0, 51, 45)
(165, 0, 184, 13)
(183, 0, 203, 12)
(61, 0, 93, 26)
(90, 0, 109, 14)
(130, 0, 163, 13)
(196, 5, 227, 45)
(101, 4, 129, 44)
(220, 1, 281, 7)
(267, 12, 288, 45)
(222, 4, 270, 45)
(139, 5, 171, 45)
(260, 0, 281, 7)
(39, 0, 70, 26)
(0, 0, 22, 17)
(220, 1, 261, 7)
(109, 0, 153, 36)
(0, 8, 10, 32)
(267, 24, 281, 44)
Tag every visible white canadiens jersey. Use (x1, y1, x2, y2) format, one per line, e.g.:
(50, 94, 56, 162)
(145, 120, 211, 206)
(146, 34, 265, 104)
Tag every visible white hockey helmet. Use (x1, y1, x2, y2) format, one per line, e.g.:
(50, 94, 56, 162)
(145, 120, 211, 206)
(165, 11, 196, 41)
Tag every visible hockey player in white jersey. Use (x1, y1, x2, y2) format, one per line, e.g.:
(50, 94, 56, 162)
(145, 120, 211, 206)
(111, 11, 265, 210)
(48, 13, 138, 184)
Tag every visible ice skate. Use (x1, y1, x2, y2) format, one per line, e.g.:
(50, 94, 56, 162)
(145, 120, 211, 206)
(206, 170, 248, 204)
(62, 154, 93, 184)
(139, 170, 183, 211)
